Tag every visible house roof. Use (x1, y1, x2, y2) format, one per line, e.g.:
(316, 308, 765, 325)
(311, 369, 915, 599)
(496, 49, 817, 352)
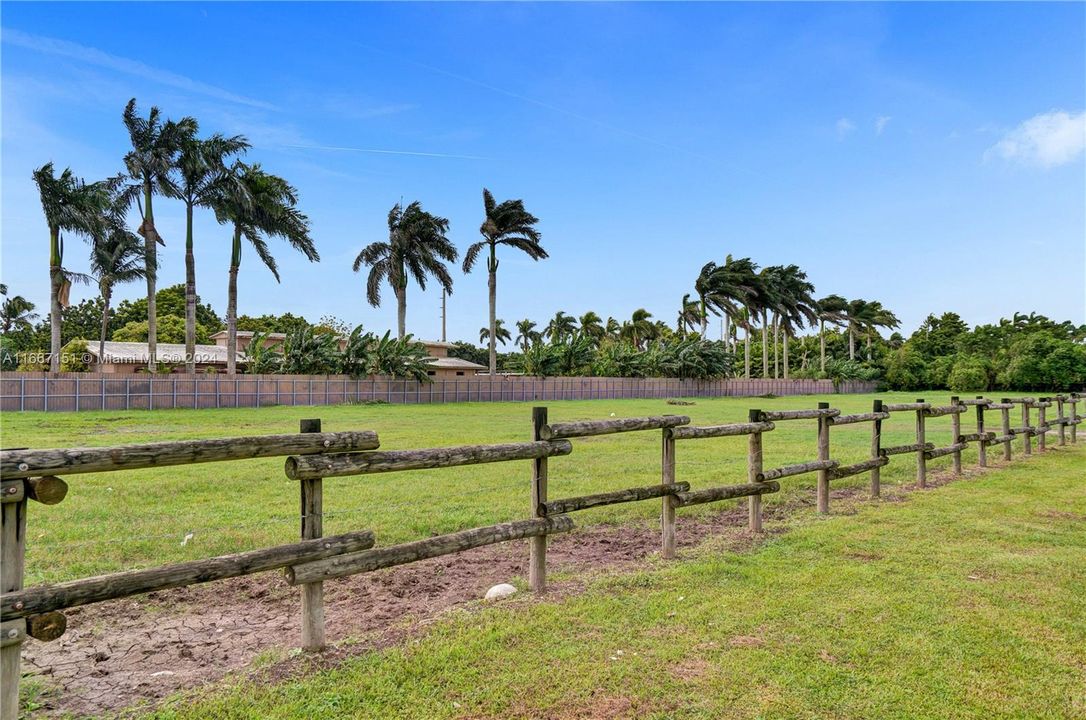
(209, 330, 286, 340)
(87, 342, 244, 365)
(426, 357, 485, 370)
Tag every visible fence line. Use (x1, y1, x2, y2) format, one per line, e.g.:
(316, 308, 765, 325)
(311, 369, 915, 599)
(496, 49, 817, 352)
(0, 392, 1082, 719)
(1, 373, 877, 413)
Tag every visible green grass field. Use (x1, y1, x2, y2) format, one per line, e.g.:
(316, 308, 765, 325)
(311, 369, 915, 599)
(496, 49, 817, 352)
(0, 392, 1070, 586)
(137, 427, 1084, 719)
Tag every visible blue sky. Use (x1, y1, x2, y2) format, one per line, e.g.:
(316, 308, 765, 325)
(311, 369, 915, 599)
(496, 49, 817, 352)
(2, 2, 1084, 344)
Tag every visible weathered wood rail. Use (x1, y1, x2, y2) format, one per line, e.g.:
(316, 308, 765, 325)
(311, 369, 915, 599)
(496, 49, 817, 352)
(0, 392, 1081, 719)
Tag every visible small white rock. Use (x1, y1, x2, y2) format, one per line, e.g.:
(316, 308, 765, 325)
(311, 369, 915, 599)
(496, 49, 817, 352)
(150, 670, 175, 678)
(484, 583, 517, 601)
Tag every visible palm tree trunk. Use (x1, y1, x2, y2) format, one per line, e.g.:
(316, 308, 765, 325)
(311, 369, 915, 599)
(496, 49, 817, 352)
(744, 313, 751, 379)
(99, 284, 112, 363)
(866, 334, 872, 361)
(487, 248, 497, 375)
(700, 298, 707, 338)
(184, 201, 196, 374)
(849, 325, 856, 360)
(226, 226, 241, 376)
(773, 314, 780, 379)
(141, 181, 158, 372)
(819, 319, 826, 373)
(395, 284, 407, 340)
(723, 314, 730, 346)
(783, 332, 790, 379)
(48, 226, 62, 373)
(761, 309, 769, 378)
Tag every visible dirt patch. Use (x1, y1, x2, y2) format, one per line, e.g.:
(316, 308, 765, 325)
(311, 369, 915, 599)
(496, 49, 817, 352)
(22, 466, 971, 718)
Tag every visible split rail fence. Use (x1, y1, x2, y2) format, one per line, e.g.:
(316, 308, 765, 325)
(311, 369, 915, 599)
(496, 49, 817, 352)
(0, 392, 1082, 718)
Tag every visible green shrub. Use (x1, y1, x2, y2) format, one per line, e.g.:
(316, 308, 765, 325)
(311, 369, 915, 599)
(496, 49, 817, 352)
(947, 356, 990, 392)
(59, 338, 90, 372)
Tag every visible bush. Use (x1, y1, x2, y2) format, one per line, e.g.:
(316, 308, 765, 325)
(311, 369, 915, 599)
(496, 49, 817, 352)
(884, 346, 927, 391)
(947, 356, 990, 392)
(112, 315, 210, 345)
(59, 338, 90, 372)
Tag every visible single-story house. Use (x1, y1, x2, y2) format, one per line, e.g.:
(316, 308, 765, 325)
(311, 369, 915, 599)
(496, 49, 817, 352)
(85, 334, 486, 378)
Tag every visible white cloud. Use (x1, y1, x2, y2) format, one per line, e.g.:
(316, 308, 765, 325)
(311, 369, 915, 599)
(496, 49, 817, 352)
(836, 117, 856, 140)
(1, 28, 276, 110)
(986, 110, 1086, 168)
(875, 116, 891, 135)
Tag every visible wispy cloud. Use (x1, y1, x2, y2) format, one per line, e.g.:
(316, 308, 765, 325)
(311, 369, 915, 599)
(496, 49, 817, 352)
(1, 28, 276, 110)
(836, 117, 856, 140)
(321, 96, 418, 121)
(985, 110, 1085, 168)
(280, 144, 485, 160)
(875, 115, 891, 135)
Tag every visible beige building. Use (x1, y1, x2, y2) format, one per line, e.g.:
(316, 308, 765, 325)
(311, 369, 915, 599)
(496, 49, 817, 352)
(86, 332, 485, 378)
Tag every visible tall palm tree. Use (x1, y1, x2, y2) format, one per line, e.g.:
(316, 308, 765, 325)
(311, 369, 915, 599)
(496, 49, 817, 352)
(122, 99, 197, 369)
(173, 133, 250, 372)
(1, 289, 38, 334)
(677, 293, 702, 337)
(815, 294, 849, 372)
(355, 201, 456, 340)
(32, 164, 114, 371)
(605, 317, 622, 340)
(480, 318, 511, 346)
(463, 189, 546, 374)
(622, 308, 655, 350)
(546, 311, 578, 344)
(90, 220, 146, 360)
(771, 265, 818, 379)
(844, 299, 873, 360)
(863, 301, 900, 360)
(514, 319, 541, 352)
(756, 266, 786, 378)
(694, 261, 720, 338)
(713, 256, 760, 353)
(578, 311, 605, 344)
(213, 164, 318, 374)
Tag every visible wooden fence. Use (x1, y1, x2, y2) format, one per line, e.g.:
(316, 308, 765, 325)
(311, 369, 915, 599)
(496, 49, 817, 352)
(0, 392, 1081, 718)
(0, 373, 877, 412)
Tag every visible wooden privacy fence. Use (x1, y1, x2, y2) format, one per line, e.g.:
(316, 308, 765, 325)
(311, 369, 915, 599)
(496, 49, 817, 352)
(2, 373, 878, 412)
(0, 392, 1082, 718)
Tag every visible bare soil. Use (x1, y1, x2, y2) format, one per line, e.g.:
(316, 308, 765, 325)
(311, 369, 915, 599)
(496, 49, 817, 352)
(22, 468, 978, 718)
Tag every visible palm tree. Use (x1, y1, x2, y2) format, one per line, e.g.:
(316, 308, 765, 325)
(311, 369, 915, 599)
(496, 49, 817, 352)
(694, 261, 720, 338)
(90, 221, 146, 360)
(677, 293, 702, 337)
(771, 265, 818, 379)
(32, 164, 114, 371)
(713, 256, 760, 353)
(622, 308, 655, 350)
(815, 294, 849, 372)
(480, 318, 511, 346)
(173, 133, 250, 372)
(756, 266, 786, 378)
(605, 316, 622, 340)
(122, 99, 197, 369)
(355, 201, 456, 340)
(546, 311, 578, 344)
(463, 189, 546, 374)
(578, 311, 605, 344)
(844, 299, 873, 360)
(213, 164, 318, 374)
(864, 301, 900, 360)
(1, 289, 38, 334)
(514, 319, 541, 352)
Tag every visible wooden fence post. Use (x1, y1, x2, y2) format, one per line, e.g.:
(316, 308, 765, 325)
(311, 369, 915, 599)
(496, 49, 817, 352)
(1000, 398, 1013, 461)
(660, 426, 677, 557)
(816, 402, 831, 514)
(1022, 401, 1032, 456)
(1037, 399, 1048, 452)
(950, 396, 962, 476)
(1, 487, 27, 720)
(298, 418, 324, 651)
(747, 409, 764, 531)
(976, 396, 987, 468)
(1056, 396, 1066, 446)
(529, 407, 548, 592)
(870, 399, 883, 497)
(915, 399, 927, 488)
(1070, 395, 1078, 444)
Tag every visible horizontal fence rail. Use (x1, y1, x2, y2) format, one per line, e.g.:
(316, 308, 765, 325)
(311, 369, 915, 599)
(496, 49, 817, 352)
(1, 373, 879, 413)
(0, 391, 1082, 720)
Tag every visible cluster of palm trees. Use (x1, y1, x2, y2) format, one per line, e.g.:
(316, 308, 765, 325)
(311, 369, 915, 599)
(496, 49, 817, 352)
(32, 98, 317, 373)
(684, 257, 900, 379)
(355, 189, 546, 375)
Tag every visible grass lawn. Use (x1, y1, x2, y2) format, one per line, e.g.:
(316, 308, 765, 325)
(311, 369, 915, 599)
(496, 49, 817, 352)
(138, 430, 1086, 719)
(0, 391, 1068, 585)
